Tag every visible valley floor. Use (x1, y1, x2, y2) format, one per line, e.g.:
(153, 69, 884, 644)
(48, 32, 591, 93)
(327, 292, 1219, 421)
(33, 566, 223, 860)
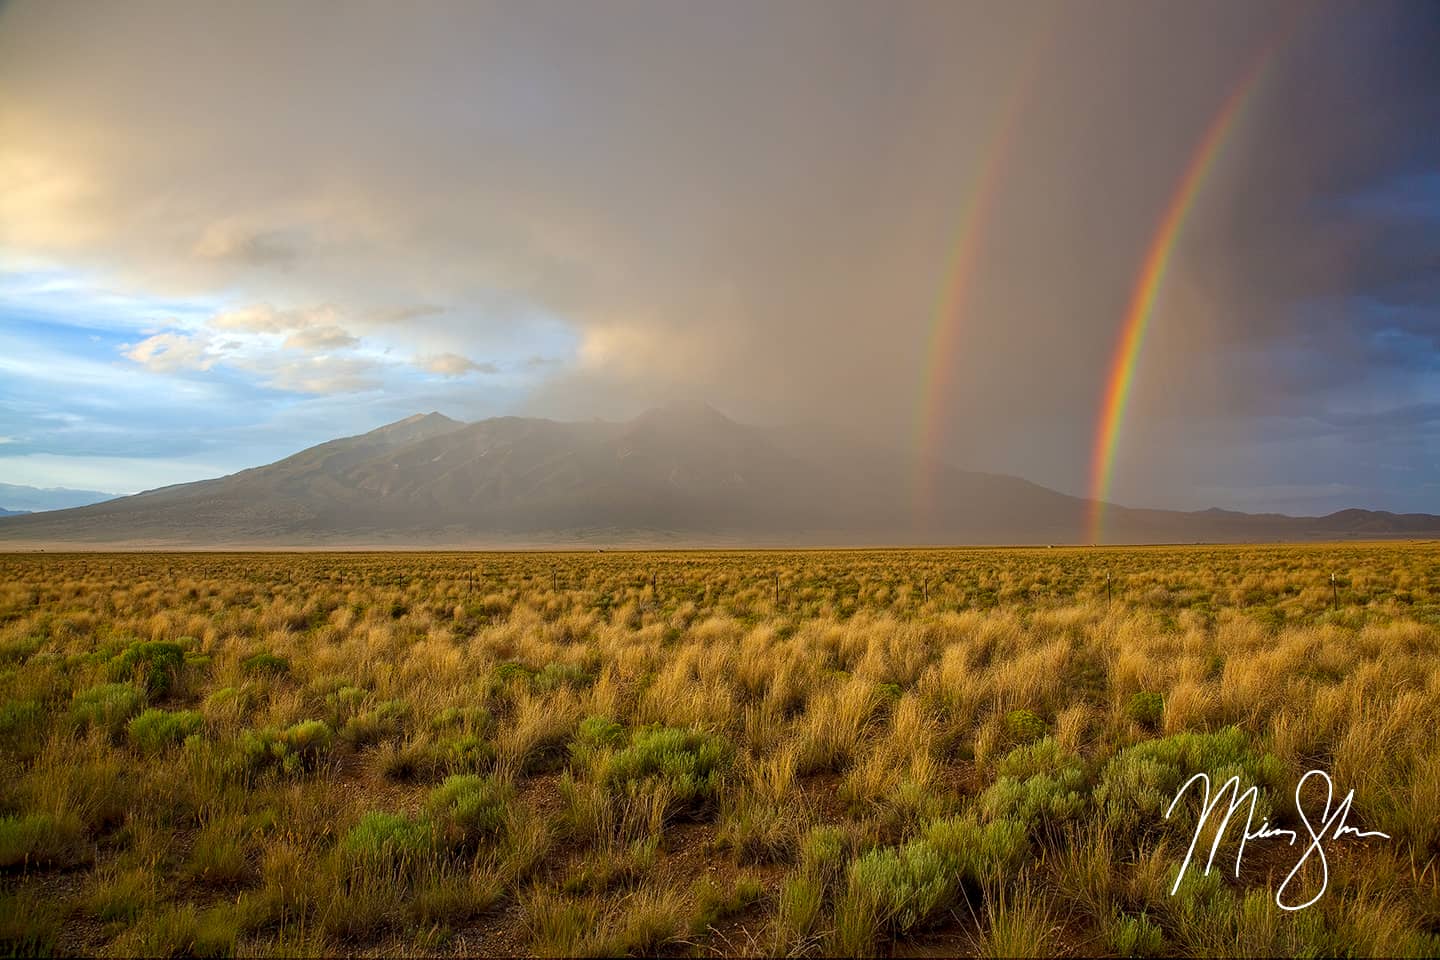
(1, 544, 1438, 957)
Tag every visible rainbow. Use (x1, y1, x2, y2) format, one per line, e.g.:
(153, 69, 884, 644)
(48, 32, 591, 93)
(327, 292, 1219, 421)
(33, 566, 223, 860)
(1086, 50, 1280, 545)
(913, 34, 1050, 520)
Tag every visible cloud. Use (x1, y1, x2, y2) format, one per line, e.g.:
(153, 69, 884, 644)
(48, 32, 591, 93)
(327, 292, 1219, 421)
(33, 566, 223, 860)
(372, 304, 445, 324)
(207, 302, 361, 351)
(122, 332, 216, 372)
(192, 220, 301, 268)
(210, 304, 341, 334)
(283, 325, 359, 351)
(242, 355, 382, 395)
(120, 306, 373, 392)
(4, 0, 1440, 512)
(418, 352, 498, 376)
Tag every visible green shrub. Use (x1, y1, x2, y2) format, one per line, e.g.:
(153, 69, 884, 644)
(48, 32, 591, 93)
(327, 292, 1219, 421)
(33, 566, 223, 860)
(110, 903, 218, 958)
(439, 733, 496, 774)
(995, 737, 1076, 781)
(840, 840, 954, 936)
(342, 811, 434, 865)
(0, 699, 41, 738)
(536, 662, 593, 691)
(605, 726, 732, 813)
(89, 866, 155, 923)
(923, 813, 1029, 885)
(327, 684, 368, 713)
(576, 715, 625, 750)
(429, 705, 491, 732)
(203, 684, 258, 718)
(71, 682, 143, 734)
(0, 637, 42, 665)
(241, 652, 290, 676)
(191, 905, 240, 958)
(799, 825, 849, 886)
(341, 698, 408, 746)
(233, 719, 334, 777)
(980, 738, 1087, 830)
(0, 812, 85, 868)
(490, 661, 536, 692)
(1004, 708, 1047, 744)
(1093, 727, 1283, 838)
(127, 708, 203, 753)
(570, 714, 624, 768)
(427, 774, 512, 848)
(0, 887, 63, 955)
(1106, 911, 1164, 957)
(285, 719, 331, 753)
(109, 640, 186, 696)
(1126, 692, 1165, 730)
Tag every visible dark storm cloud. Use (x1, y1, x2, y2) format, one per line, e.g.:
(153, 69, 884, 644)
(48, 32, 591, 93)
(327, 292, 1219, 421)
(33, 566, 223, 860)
(1, 0, 1438, 512)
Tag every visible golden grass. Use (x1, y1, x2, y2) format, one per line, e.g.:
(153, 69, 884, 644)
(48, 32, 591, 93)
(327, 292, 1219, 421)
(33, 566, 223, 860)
(0, 543, 1438, 956)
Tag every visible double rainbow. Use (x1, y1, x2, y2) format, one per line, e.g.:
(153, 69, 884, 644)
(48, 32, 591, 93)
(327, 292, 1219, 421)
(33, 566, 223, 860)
(913, 32, 1050, 520)
(1086, 50, 1281, 544)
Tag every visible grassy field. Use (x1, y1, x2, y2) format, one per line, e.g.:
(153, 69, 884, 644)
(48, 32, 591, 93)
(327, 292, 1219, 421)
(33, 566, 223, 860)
(2, 543, 1439, 957)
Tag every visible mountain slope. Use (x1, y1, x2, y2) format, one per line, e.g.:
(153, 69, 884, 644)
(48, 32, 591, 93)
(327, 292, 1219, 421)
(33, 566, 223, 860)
(1, 404, 1436, 546)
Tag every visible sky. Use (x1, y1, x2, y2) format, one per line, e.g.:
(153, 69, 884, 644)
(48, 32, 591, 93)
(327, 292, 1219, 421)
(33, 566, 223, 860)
(1, 0, 1438, 515)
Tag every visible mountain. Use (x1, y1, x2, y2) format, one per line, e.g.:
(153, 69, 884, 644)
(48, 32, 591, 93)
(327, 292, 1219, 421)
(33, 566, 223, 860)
(1, 404, 1436, 547)
(0, 507, 29, 517)
(0, 482, 117, 513)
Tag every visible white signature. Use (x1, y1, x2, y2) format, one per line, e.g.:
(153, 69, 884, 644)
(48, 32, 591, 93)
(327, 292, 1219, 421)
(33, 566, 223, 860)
(1166, 769, 1390, 911)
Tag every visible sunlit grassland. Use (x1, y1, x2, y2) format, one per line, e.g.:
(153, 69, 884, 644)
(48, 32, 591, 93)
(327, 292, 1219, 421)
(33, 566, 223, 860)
(2, 543, 1439, 957)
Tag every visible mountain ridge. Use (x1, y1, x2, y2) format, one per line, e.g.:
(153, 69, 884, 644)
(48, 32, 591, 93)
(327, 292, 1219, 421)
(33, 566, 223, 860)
(1, 408, 1436, 547)
(0, 482, 118, 513)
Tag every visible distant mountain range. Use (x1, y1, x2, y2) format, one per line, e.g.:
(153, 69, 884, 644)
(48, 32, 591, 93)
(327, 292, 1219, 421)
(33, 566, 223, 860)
(0, 482, 117, 514)
(1, 403, 1437, 547)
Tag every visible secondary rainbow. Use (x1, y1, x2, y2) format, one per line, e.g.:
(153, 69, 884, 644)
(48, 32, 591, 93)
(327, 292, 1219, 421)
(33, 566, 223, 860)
(913, 34, 1049, 520)
(1086, 51, 1278, 545)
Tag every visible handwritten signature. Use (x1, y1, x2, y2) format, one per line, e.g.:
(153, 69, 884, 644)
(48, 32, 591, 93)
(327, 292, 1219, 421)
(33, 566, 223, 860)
(1166, 769, 1390, 910)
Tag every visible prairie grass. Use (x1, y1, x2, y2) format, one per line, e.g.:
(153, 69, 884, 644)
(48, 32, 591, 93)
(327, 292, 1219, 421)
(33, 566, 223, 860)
(1, 543, 1438, 956)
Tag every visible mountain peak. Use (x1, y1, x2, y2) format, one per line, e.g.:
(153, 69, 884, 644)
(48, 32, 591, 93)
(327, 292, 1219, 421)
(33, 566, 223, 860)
(400, 411, 458, 426)
(370, 411, 462, 433)
(633, 399, 733, 429)
(357, 412, 467, 447)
